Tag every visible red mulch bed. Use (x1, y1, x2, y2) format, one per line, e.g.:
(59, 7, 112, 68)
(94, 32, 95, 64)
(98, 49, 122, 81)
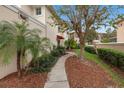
(0, 72, 47, 88)
(65, 56, 118, 88)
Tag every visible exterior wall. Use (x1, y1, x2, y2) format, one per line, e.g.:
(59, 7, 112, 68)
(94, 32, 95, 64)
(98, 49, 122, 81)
(0, 5, 46, 79)
(0, 5, 60, 79)
(21, 5, 59, 45)
(21, 5, 46, 24)
(117, 21, 124, 42)
(28, 20, 46, 38)
(0, 48, 17, 79)
(0, 6, 20, 22)
(45, 7, 59, 45)
(0, 6, 19, 79)
(21, 6, 46, 37)
(33, 6, 46, 24)
(96, 43, 124, 53)
(21, 5, 34, 15)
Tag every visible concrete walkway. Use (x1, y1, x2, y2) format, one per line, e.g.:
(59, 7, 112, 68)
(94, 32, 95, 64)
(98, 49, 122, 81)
(44, 52, 75, 88)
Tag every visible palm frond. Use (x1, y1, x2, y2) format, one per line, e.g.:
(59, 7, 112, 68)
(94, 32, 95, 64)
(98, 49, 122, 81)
(0, 20, 51, 65)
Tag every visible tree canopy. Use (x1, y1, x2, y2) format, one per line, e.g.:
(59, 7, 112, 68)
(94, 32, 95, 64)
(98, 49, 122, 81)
(52, 5, 124, 59)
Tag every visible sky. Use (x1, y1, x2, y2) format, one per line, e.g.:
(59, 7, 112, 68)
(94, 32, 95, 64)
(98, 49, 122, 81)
(53, 5, 124, 33)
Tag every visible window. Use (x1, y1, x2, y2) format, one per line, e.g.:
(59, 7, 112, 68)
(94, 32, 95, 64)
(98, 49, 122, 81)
(35, 7, 41, 15)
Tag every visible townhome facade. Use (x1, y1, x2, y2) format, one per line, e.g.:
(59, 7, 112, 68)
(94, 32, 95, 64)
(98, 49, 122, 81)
(0, 5, 63, 45)
(0, 5, 64, 79)
(21, 5, 62, 45)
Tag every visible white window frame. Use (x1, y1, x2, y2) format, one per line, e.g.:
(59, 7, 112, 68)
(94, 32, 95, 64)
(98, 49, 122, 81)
(35, 7, 42, 16)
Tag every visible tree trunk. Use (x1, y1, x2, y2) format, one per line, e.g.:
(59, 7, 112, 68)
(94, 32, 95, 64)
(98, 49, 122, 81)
(79, 43, 83, 57)
(79, 39, 85, 60)
(78, 28, 89, 60)
(77, 30, 85, 60)
(17, 49, 22, 78)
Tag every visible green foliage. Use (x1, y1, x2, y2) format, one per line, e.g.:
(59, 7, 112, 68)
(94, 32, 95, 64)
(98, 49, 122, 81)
(51, 46, 66, 57)
(0, 21, 51, 64)
(85, 29, 98, 44)
(101, 29, 117, 43)
(97, 48, 124, 70)
(0, 21, 51, 77)
(64, 39, 78, 49)
(54, 5, 118, 57)
(30, 46, 66, 73)
(31, 54, 57, 73)
(84, 46, 96, 54)
(102, 37, 110, 43)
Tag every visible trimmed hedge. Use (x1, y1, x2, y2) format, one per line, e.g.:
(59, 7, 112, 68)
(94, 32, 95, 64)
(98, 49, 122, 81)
(84, 46, 96, 54)
(97, 48, 124, 70)
(30, 46, 66, 73)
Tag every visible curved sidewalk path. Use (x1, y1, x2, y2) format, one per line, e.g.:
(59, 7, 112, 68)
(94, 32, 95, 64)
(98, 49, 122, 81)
(44, 52, 75, 88)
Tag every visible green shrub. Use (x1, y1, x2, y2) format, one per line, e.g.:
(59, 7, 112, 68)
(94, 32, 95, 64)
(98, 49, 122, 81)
(30, 54, 57, 73)
(39, 54, 57, 67)
(51, 48, 61, 57)
(64, 39, 78, 49)
(84, 46, 96, 54)
(51, 46, 65, 57)
(30, 46, 66, 73)
(57, 46, 66, 55)
(97, 48, 124, 70)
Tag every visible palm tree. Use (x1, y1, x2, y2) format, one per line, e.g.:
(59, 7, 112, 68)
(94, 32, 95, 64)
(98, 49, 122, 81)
(0, 21, 51, 77)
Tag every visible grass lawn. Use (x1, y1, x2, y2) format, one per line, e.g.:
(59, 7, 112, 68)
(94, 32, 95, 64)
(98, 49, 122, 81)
(75, 49, 124, 87)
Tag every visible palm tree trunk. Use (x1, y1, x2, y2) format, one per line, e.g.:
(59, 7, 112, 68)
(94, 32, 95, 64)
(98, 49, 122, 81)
(17, 49, 22, 77)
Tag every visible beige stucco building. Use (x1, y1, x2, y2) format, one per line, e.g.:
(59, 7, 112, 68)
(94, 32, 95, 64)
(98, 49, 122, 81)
(94, 19, 124, 54)
(21, 5, 61, 45)
(0, 5, 64, 79)
(0, 5, 63, 45)
(116, 19, 124, 42)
